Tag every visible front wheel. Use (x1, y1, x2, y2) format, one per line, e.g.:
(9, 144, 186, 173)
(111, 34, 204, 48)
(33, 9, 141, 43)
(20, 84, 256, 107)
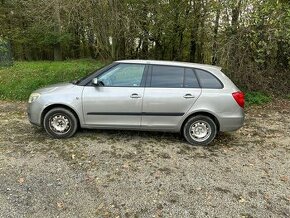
(183, 115, 217, 146)
(43, 107, 78, 138)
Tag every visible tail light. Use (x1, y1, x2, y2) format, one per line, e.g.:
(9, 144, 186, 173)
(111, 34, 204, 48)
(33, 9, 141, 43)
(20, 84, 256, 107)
(232, 91, 245, 108)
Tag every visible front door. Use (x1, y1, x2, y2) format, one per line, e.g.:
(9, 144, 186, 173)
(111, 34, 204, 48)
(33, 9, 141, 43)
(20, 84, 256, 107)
(82, 63, 146, 127)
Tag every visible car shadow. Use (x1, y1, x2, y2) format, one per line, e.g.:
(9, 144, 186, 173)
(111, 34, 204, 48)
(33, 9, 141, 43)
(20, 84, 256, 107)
(77, 128, 243, 150)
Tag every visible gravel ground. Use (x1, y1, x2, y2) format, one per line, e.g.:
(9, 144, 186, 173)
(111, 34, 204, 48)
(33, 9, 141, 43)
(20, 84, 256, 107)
(0, 100, 289, 218)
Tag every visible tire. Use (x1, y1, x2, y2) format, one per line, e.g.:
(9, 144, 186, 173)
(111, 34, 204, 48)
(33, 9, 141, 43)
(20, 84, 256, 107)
(183, 115, 217, 146)
(43, 107, 78, 139)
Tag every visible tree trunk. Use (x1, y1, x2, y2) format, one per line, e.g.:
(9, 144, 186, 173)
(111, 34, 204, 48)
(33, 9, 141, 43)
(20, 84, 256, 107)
(154, 39, 162, 60)
(140, 4, 149, 59)
(53, 0, 62, 61)
(141, 31, 149, 59)
(212, 2, 220, 65)
(72, 26, 81, 59)
(119, 35, 126, 59)
(88, 21, 97, 59)
(111, 36, 118, 60)
(229, 0, 242, 69)
(189, 26, 198, 62)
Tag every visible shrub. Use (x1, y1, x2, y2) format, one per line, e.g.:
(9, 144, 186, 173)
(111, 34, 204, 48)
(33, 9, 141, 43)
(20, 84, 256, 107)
(245, 91, 272, 105)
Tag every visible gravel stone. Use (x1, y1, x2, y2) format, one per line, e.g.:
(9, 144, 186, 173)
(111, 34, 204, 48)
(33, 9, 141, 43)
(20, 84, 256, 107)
(0, 100, 289, 217)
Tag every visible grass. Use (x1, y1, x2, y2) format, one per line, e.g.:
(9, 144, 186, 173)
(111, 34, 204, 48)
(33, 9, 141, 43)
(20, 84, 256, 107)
(245, 91, 272, 105)
(0, 59, 105, 100)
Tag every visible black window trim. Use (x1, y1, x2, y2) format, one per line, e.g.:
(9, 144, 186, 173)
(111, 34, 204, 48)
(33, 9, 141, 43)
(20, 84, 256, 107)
(184, 68, 200, 89)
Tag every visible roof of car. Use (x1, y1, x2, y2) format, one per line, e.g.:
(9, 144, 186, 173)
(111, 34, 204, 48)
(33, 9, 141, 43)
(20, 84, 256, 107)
(115, 60, 222, 71)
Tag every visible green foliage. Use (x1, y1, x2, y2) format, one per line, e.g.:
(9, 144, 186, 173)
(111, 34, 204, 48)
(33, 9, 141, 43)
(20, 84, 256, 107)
(245, 92, 272, 105)
(0, 0, 290, 95)
(0, 59, 104, 100)
(0, 39, 13, 67)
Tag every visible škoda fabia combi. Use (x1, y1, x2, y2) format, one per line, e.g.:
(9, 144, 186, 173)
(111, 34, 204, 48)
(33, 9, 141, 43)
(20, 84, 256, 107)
(28, 60, 245, 146)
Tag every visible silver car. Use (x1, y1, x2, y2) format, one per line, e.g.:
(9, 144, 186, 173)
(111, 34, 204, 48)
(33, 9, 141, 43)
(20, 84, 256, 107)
(27, 60, 245, 146)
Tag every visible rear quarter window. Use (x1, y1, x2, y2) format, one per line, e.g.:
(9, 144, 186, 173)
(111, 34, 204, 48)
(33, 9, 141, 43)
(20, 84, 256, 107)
(195, 69, 223, 89)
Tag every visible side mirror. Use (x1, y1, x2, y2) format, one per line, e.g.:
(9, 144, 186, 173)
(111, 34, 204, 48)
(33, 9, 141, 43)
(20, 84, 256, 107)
(92, 78, 99, 86)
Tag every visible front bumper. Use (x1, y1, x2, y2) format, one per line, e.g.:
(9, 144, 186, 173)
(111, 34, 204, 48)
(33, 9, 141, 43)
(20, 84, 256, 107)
(27, 102, 43, 127)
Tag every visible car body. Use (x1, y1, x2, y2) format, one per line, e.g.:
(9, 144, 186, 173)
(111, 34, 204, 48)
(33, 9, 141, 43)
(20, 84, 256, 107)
(27, 60, 245, 145)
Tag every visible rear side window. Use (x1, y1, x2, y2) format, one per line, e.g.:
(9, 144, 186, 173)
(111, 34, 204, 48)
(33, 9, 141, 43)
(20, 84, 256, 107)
(151, 65, 184, 88)
(150, 65, 201, 88)
(195, 69, 223, 89)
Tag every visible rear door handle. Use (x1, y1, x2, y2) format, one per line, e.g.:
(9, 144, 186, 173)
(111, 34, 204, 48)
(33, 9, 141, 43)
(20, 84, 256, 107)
(130, 93, 141, 99)
(183, 94, 195, 99)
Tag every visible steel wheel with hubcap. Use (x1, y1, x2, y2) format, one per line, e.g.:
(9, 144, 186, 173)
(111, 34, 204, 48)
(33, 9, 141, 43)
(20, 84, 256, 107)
(183, 115, 217, 146)
(43, 107, 78, 138)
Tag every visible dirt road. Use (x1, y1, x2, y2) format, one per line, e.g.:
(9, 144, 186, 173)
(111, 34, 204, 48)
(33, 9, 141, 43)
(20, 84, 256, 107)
(0, 100, 289, 217)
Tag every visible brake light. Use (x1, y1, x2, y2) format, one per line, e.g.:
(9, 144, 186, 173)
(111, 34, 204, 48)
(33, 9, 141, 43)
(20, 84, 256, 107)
(232, 91, 245, 108)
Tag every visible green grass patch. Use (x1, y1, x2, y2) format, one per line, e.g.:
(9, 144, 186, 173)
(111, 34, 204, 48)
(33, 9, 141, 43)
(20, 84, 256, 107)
(245, 91, 272, 105)
(0, 59, 105, 100)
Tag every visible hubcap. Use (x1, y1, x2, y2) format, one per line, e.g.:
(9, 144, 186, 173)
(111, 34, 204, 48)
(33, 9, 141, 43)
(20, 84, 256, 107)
(49, 114, 70, 134)
(189, 121, 211, 142)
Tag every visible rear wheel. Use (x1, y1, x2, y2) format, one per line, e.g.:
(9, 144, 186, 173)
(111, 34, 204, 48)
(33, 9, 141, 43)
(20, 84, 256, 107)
(43, 107, 78, 138)
(183, 115, 217, 146)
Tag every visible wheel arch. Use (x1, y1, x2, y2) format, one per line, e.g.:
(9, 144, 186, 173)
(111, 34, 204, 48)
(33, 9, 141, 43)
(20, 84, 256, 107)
(181, 111, 220, 133)
(41, 104, 80, 128)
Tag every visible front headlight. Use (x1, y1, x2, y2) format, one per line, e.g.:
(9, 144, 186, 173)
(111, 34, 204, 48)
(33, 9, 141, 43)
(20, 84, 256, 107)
(28, 93, 41, 103)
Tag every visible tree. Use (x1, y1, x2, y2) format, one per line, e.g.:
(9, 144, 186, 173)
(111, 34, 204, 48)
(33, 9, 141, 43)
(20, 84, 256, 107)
(0, 0, 289, 94)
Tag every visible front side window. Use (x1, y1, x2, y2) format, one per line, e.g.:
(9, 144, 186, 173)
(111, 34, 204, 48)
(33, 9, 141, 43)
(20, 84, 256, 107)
(195, 69, 223, 89)
(98, 64, 145, 87)
(151, 65, 184, 88)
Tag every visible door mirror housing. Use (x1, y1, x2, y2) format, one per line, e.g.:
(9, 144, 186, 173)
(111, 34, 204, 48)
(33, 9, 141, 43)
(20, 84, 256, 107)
(92, 78, 99, 86)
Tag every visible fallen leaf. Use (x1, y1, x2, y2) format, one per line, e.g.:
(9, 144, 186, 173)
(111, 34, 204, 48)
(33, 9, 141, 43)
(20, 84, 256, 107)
(280, 176, 288, 182)
(18, 177, 25, 184)
(57, 201, 64, 209)
(239, 196, 246, 203)
(71, 154, 76, 159)
(264, 194, 271, 200)
(122, 162, 129, 169)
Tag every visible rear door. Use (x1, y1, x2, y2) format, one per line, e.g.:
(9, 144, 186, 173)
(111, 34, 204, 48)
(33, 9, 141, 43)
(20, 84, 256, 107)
(141, 65, 201, 130)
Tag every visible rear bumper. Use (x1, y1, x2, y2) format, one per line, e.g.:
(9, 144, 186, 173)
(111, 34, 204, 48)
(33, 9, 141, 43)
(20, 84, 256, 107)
(218, 114, 245, 132)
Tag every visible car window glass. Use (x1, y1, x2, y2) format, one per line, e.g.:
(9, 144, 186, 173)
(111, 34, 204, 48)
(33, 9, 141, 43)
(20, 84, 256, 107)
(195, 69, 223, 89)
(151, 65, 184, 88)
(184, 68, 200, 88)
(98, 64, 145, 87)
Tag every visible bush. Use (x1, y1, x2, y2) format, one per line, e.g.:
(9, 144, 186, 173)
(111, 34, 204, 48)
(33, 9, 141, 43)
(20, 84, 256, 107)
(245, 91, 272, 105)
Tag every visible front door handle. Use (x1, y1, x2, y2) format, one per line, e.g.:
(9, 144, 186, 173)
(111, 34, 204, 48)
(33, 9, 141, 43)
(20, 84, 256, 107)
(130, 93, 141, 99)
(183, 94, 195, 99)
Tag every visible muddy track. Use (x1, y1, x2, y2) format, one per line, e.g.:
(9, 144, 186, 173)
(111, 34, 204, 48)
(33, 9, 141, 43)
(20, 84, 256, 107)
(0, 100, 289, 217)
